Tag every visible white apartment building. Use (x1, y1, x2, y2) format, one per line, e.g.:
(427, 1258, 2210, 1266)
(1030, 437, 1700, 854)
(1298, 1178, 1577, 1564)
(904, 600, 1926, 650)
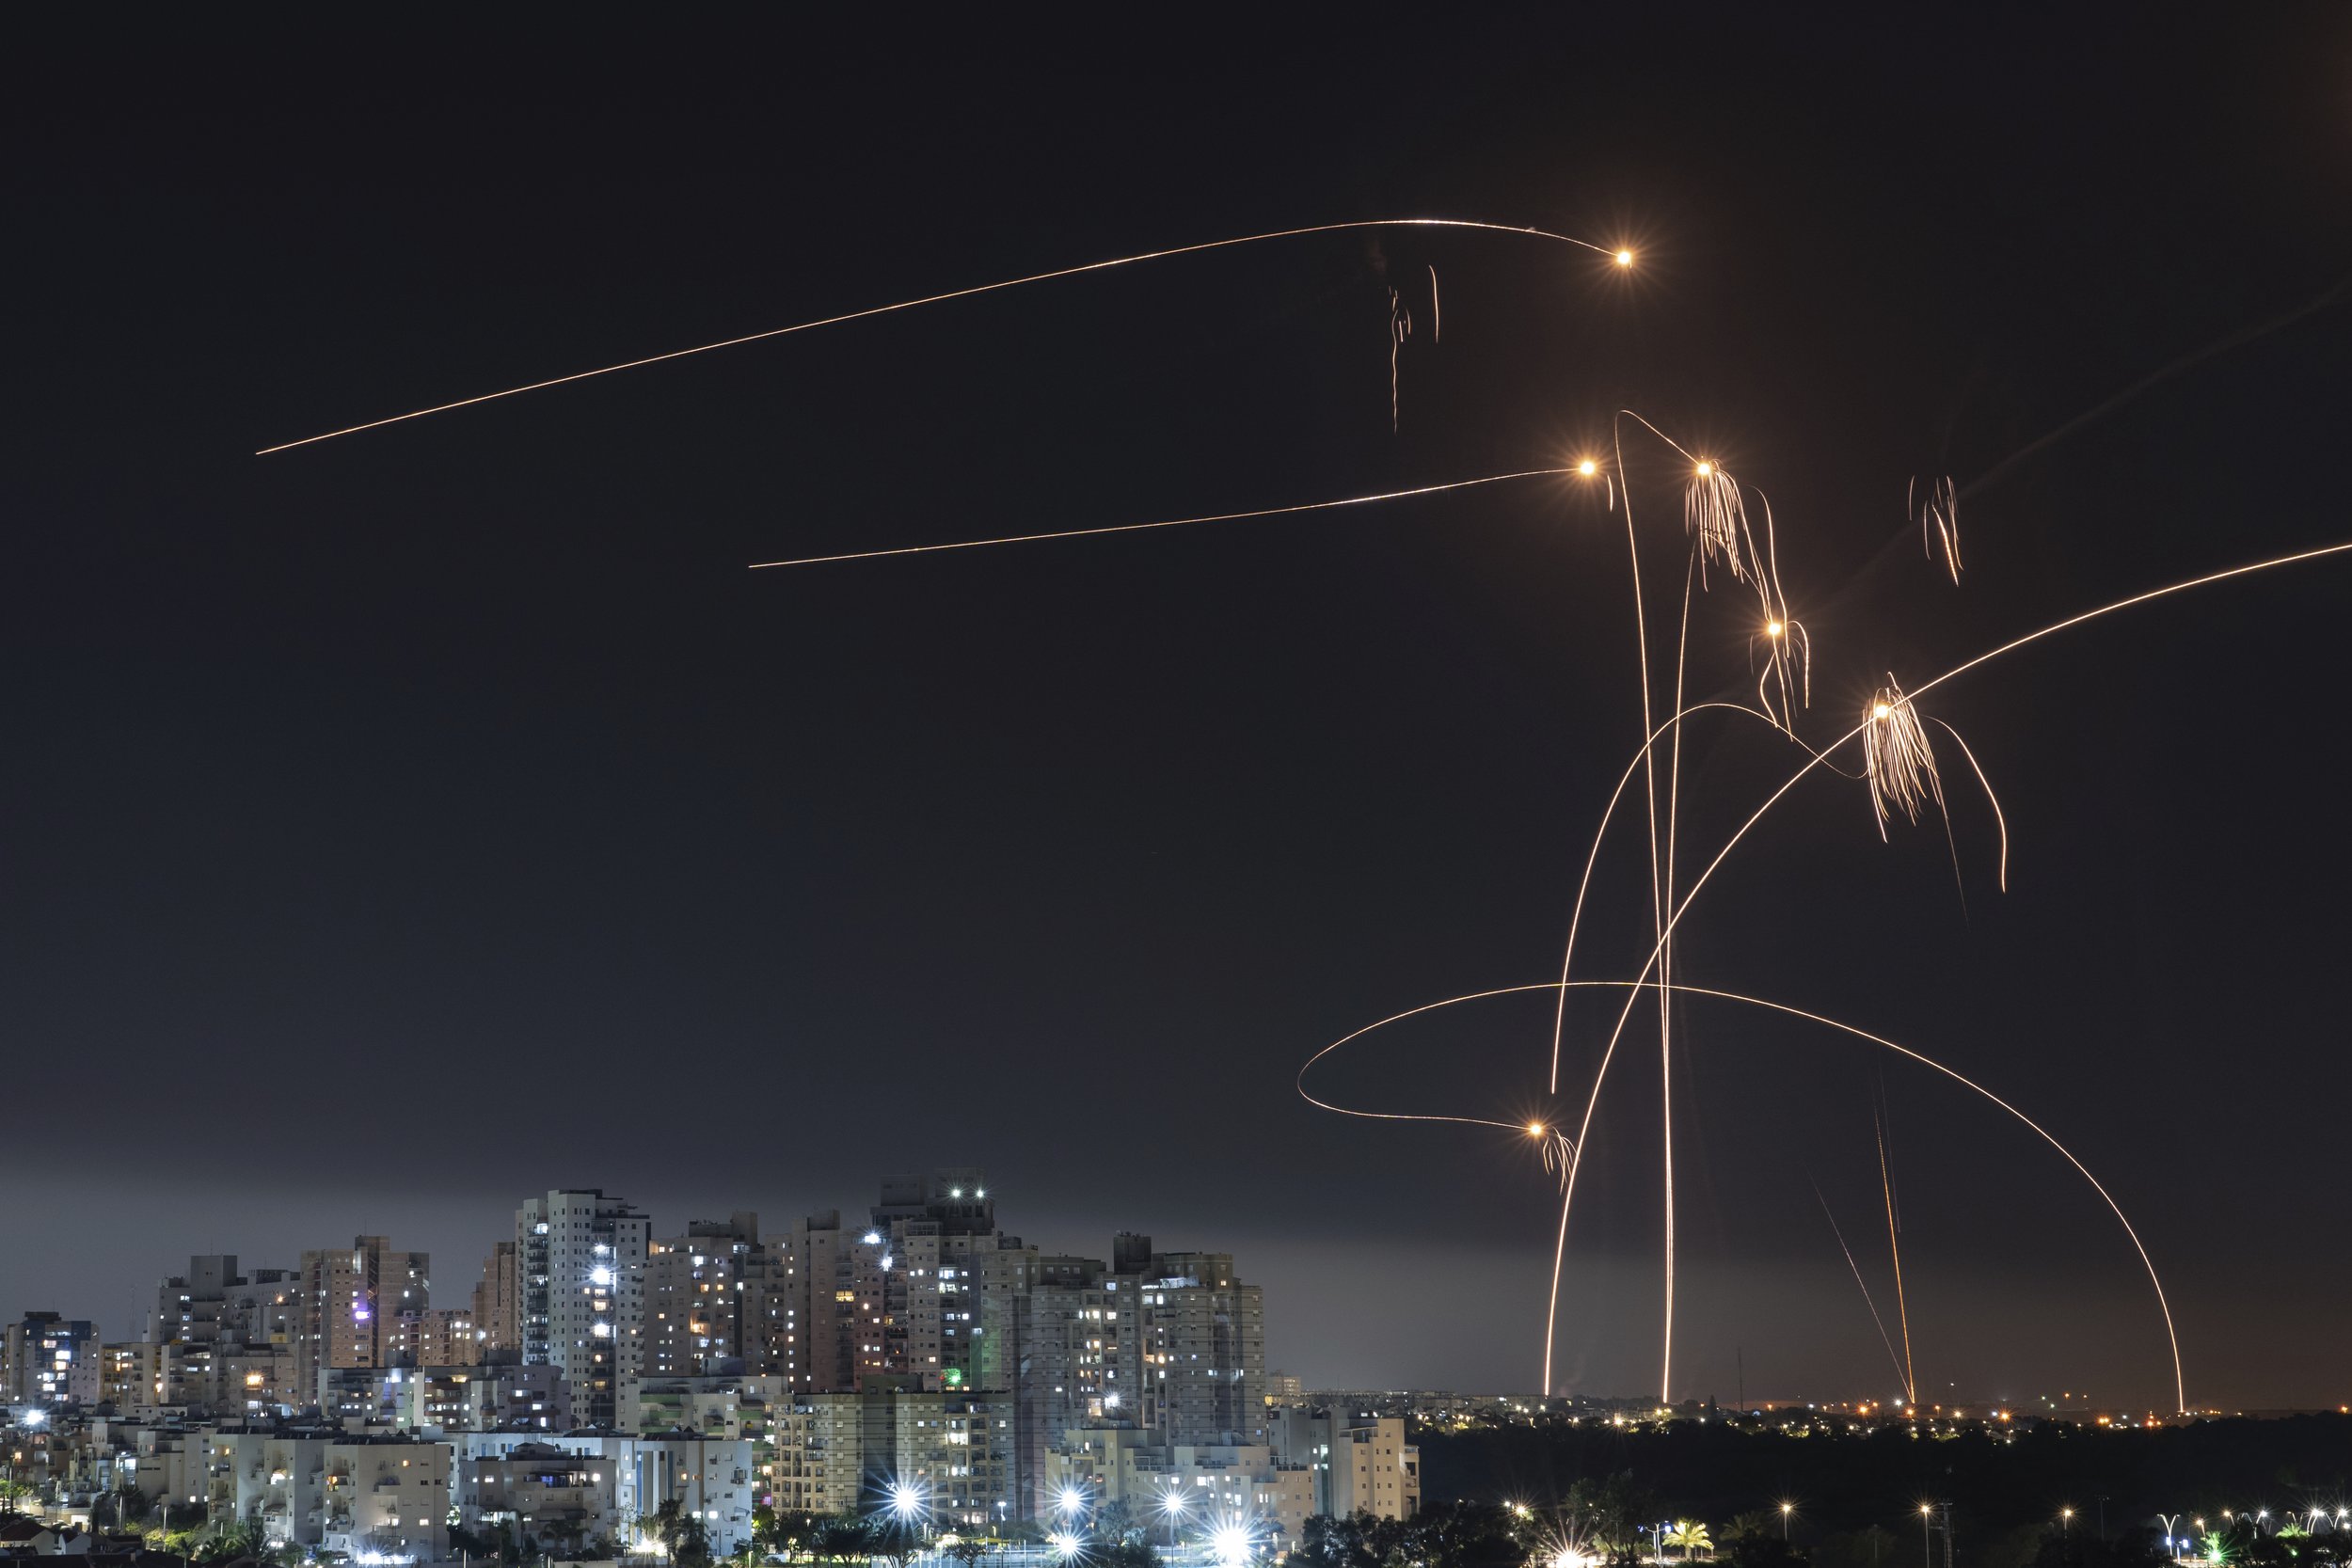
(516, 1190, 651, 1429)
(1266, 1410, 1420, 1521)
(1044, 1427, 1314, 1548)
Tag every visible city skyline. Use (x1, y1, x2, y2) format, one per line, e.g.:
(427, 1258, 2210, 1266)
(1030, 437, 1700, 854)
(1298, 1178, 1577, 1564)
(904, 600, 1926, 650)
(8, 10, 2352, 1419)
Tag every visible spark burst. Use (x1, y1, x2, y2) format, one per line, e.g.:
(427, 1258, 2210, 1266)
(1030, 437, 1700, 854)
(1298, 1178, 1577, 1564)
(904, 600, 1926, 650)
(1862, 675, 1946, 834)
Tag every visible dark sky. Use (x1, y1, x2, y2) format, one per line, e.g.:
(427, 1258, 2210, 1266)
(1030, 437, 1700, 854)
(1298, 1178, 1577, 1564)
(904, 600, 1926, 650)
(8, 12, 2350, 1410)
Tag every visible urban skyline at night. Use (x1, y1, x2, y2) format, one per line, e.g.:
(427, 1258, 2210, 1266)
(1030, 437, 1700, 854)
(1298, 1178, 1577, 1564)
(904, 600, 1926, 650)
(8, 15, 2351, 1531)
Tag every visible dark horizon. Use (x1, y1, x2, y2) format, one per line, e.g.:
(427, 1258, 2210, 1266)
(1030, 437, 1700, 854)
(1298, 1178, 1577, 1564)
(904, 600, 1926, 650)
(7, 11, 2351, 1411)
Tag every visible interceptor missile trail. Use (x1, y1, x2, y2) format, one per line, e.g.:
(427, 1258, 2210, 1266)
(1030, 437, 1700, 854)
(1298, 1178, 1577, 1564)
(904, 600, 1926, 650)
(256, 218, 1620, 455)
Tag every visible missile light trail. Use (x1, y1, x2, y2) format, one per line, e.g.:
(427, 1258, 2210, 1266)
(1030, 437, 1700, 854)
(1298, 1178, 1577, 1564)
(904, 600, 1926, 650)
(255, 217, 1620, 456)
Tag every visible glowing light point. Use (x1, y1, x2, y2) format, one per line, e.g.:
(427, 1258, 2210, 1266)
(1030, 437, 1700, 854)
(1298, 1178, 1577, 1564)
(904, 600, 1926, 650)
(1614, 248, 1635, 267)
(1526, 1121, 1547, 1137)
(1766, 621, 1785, 638)
(1576, 459, 1599, 477)
(1693, 460, 1714, 477)
(1872, 703, 1892, 721)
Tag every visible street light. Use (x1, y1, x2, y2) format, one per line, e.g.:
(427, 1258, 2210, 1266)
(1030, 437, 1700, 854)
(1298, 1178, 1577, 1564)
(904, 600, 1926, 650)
(1779, 1504, 1794, 1544)
(1920, 1505, 1935, 1568)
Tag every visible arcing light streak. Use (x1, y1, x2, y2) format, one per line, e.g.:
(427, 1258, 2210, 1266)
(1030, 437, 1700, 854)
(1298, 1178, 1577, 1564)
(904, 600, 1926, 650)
(1297, 1022, 1560, 1144)
(1929, 719, 2009, 892)
(1873, 1099, 1917, 1405)
(255, 218, 1614, 454)
(1545, 700, 1862, 1093)
(747, 468, 1577, 568)
(1305, 977, 2185, 1410)
(1811, 1179, 1910, 1394)
(1551, 537, 2352, 1410)
(1605, 418, 1675, 1404)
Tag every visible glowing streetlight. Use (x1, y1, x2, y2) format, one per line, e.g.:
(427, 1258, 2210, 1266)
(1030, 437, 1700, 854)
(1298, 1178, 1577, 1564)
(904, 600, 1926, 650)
(1577, 459, 1600, 477)
(1614, 249, 1635, 267)
(1780, 1503, 1795, 1544)
(1693, 461, 1714, 478)
(888, 1480, 926, 1524)
(1212, 1521, 1256, 1568)
(1056, 1487, 1087, 1520)
(1048, 1533, 1082, 1563)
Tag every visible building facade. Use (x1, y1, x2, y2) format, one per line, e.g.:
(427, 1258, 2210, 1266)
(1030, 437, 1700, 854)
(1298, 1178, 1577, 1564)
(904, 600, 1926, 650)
(516, 1189, 651, 1429)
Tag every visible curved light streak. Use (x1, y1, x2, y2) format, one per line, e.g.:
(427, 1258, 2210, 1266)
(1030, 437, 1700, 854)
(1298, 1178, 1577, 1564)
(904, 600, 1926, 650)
(1303, 977, 2186, 1411)
(1549, 536, 2352, 1409)
(747, 468, 1576, 568)
(256, 218, 1614, 455)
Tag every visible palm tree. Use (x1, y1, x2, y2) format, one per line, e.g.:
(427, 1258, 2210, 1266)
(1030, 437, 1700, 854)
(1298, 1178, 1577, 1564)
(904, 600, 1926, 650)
(1664, 1524, 1713, 1561)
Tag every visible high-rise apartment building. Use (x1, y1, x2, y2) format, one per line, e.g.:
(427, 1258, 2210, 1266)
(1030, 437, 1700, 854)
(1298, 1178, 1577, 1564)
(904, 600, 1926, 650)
(472, 1241, 520, 1357)
(1139, 1249, 1265, 1447)
(644, 1213, 761, 1379)
(516, 1189, 651, 1428)
(779, 1170, 1037, 1398)
(3, 1312, 96, 1405)
(294, 1237, 430, 1402)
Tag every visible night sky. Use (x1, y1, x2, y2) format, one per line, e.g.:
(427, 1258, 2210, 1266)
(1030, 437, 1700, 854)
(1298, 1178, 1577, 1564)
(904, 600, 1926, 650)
(8, 13, 2350, 1410)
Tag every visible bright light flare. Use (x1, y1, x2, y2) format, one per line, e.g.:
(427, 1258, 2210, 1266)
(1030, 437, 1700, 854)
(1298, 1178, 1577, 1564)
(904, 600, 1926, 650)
(1211, 1521, 1257, 1566)
(1615, 248, 1636, 267)
(1048, 1533, 1083, 1562)
(888, 1481, 925, 1520)
(1577, 459, 1599, 477)
(1057, 1487, 1087, 1517)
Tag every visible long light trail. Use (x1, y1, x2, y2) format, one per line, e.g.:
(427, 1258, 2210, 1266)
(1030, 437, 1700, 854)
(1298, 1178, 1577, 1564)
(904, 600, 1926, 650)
(1874, 1097, 1917, 1406)
(1306, 976, 2186, 1413)
(254, 218, 1617, 455)
(1811, 1178, 1911, 1394)
(746, 468, 1577, 568)
(1547, 533, 2352, 1412)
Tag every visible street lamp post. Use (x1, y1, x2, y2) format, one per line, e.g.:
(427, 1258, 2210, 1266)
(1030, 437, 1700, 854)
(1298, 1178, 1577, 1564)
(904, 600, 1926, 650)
(1920, 1505, 1934, 1568)
(1780, 1505, 1794, 1544)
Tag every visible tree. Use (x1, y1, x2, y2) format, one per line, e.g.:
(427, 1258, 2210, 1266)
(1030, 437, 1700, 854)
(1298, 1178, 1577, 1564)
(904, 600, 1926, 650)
(814, 1516, 878, 1563)
(1568, 1475, 1661, 1566)
(946, 1535, 996, 1568)
(1665, 1523, 1714, 1561)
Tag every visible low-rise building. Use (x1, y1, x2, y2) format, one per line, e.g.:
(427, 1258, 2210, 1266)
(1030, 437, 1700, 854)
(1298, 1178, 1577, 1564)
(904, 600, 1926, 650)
(1045, 1428, 1312, 1548)
(454, 1439, 621, 1557)
(1267, 1410, 1419, 1521)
